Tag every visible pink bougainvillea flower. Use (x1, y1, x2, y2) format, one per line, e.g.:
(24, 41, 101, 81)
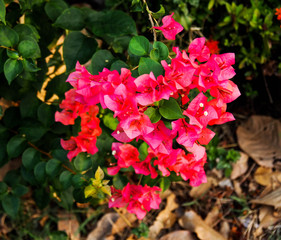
(153, 13, 184, 40)
(205, 39, 220, 54)
(188, 37, 210, 63)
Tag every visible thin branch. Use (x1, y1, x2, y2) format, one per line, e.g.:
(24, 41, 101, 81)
(142, 0, 157, 42)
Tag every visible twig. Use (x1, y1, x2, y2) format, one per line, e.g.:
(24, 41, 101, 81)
(240, 163, 256, 184)
(263, 75, 273, 104)
(142, 0, 157, 42)
(113, 207, 132, 227)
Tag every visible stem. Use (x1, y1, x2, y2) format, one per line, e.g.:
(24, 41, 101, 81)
(113, 207, 132, 227)
(142, 0, 157, 42)
(0, 46, 16, 51)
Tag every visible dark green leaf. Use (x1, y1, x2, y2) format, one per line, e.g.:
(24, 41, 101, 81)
(103, 113, 118, 130)
(37, 103, 55, 127)
(18, 39, 41, 59)
(19, 120, 48, 142)
(113, 175, 128, 189)
(151, 4, 165, 19)
(0, 182, 8, 194)
(0, 25, 19, 47)
(44, 0, 68, 21)
(150, 41, 169, 62)
(144, 107, 161, 123)
(2, 194, 20, 218)
(54, 7, 85, 30)
(110, 60, 128, 73)
(159, 177, 171, 192)
(20, 166, 37, 185)
(6, 49, 19, 59)
(13, 24, 40, 42)
(20, 93, 41, 118)
(130, 0, 143, 12)
(33, 188, 50, 209)
(4, 59, 23, 84)
(90, 10, 137, 38)
(89, 49, 115, 75)
(63, 31, 97, 71)
(34, 162, 46, 183)
(2, 107, 20, 128)
(22, 148, 41, 170)
(0, 0, 6, 24)
(159, 98, 183, 120)
(73, 153, 92, 172)
(71, 174, 85, 188)
(138, 57, 164, 77)
(12, 184, 29, 197)
(138, 142, 148, 161)
(128, 36, 150, 56)
(46, 158, 61, 177)
(22, 59, 40, 72)
(59, 171, 72, 189)
(189, 0, 199, 8)
(7, 135, 27, 158)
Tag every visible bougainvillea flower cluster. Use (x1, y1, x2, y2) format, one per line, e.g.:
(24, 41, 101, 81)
(275, 7, 281, 27)
(56, 28, 240, 219)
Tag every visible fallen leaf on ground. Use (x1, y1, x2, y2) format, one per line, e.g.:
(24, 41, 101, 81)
(251, 187, 281, 208)
(219, 221, 230, 239)
(58, 213, 80, 240)
(87, 212, 119, 240)
(189, 177, 218, 198)
(159, 230, 195, 240)
(237, 115, 281, 168)
(231, 152, 249, 180)
(233, 180, 243, 196)
(148, 193, 179, 239)
(204, 204, 220, 227)
(179, 210, 227, 240)
(111, 210, 137, 235)
(254, 167, 281, 186)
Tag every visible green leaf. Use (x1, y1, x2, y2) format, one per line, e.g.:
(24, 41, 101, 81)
(159, 178, 171, 192)
(12, 184, 29, 197)
(128, 36, 150, 56)
(7, 135, 27, 158)
(159, 98, 183, 120)
(54, 7, 85, 30)
(73, 153, 91, 172)
(89, 49, 115, 75)
(2, 194, 20, 218)
(0, 182, 8, 194)
(4, 59, 23, 84)
(110, 60, 128, 73)
(90, 10, 137, 38)
(103, 112, 118, 130)
(13, 24, 40, 42)
(44, 0, 68, 21)
(0, 25, 19, 47)
(138, 142, 148, 161)
(150, 41, 169, 62)
(19, 120, 48, 142)
(34, 162, 46, 183)
(63, 31, 97, 72)
(151, 4, 165, 19)
(189, 0, 199, 8)
(144, 107, 161, 123)
(37, 103, 55, 127)
(138, 57, 164, 77)
(113, 175, 128, 189)
(46, 159, 61, 177)
(22, 59, 40, 72)
(6, 49, 19, 59)
(22, 148, 41, 170)
(0, 0, 6, 24)
(33, 188, 50, 209)
(59, 171, 72, 189)
(71, 174, 85, 188)
(18, 39, 41, 59)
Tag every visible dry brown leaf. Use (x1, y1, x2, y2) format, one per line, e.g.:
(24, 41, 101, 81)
(254, 167, 281, 186)
(58, 213, 80, 240)
(159, 230, 195, 240)
(204, 205, 220, 227)
(189, 177, 218, 198)
(251, 187, 281, 208)
(237, 115, 281, 168)
(87, 213, 119, 240)
(111, 210, 137, 235)
(148, 193, 179, 239)
(179, 210, 227, 240)
(254, 206, 281, 238)
(233, 180, 243, 196)
(219, 221, 230, 239)
(0, 158, 22, 181)
(230, 152, 249, 180)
